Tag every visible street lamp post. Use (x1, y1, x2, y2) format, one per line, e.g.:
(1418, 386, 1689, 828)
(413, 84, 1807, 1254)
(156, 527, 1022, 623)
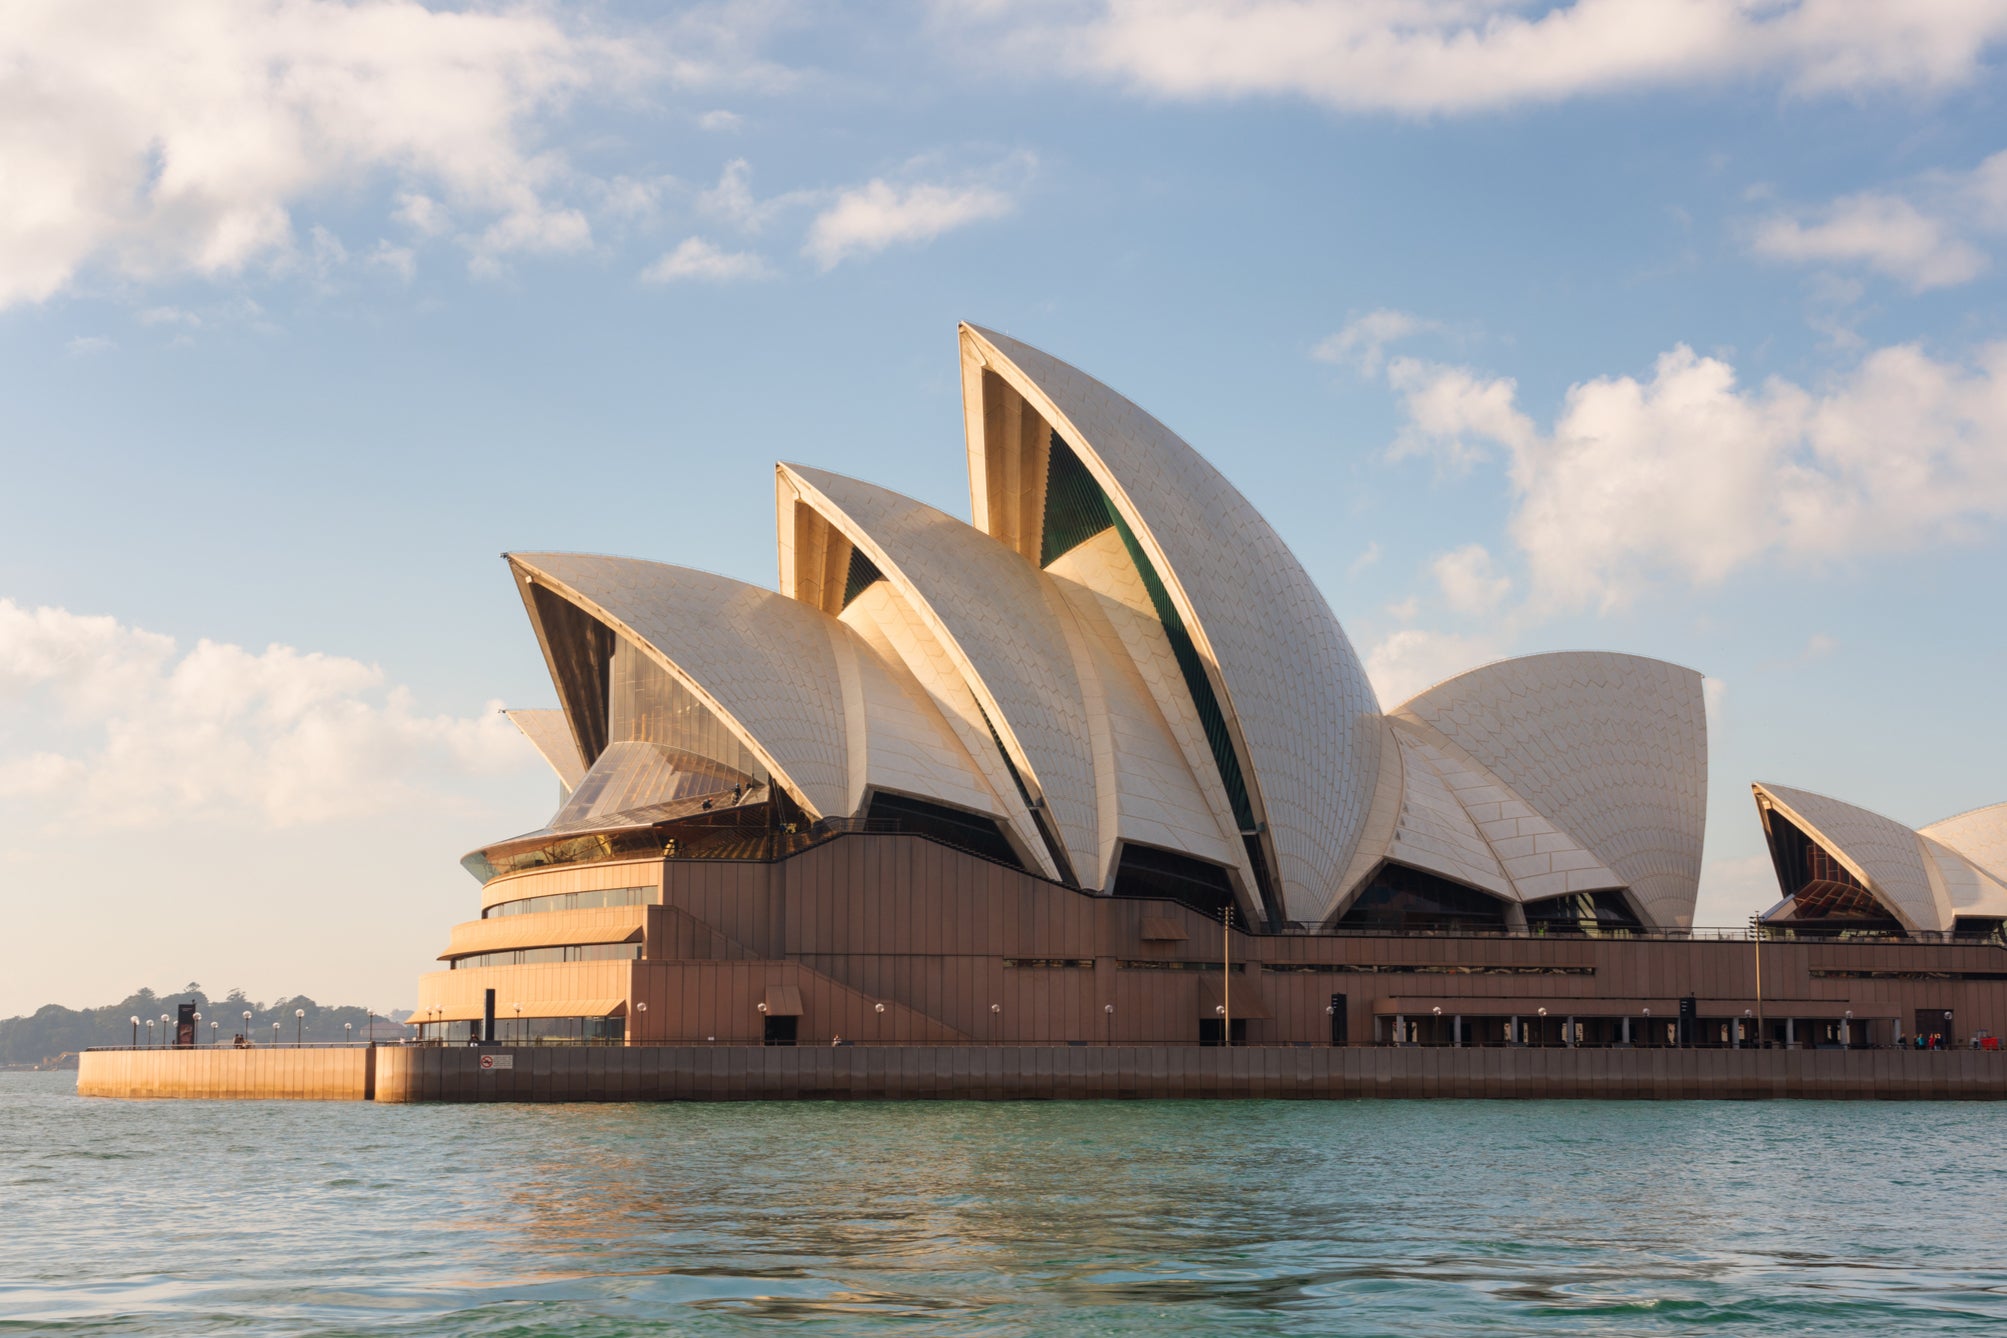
(243, 1009, 253, 1045)
(1432, 1005, 1443, 1048)
(874, 1001, 886, 1044)
(271, 1021, 280, 1044)
(145, 1019, 154, 1045)
(1750, 915, 1765, 1046)
(1643, 1006, 1652, 1048)
(130, 1016, 139, 1046)
(990, 1002, 1001, 1042)
(161, 1013, 171, 1047)
(294, 1008, 306, 1044)
(193, 1011, 202, 1047)
(344, 1022, 353, 1045)
(1536, 1006, 1548, 1047)
(209, 1021, 218, 1045)
(1104, 1002, 1114, 1046)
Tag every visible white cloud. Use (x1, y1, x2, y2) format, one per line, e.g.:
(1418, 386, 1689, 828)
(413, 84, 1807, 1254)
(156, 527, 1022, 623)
(1702, 675, 1727, 736)
(65, 335, 115, 356)
(368, 242, 417, 283)
(1314, 309, 1437, 375)
(1363, 627, 1506, 706)
(1346, 540, 1382, 578)
(699, 109, 745, 131)
(0, 0, 648, 307)
(943, 0, 2007, 113)
(1751, 192, 1988, 290)
(136, 306, 201, 328)
(1749, 150, 2007, 292)
(641, 236, 774, 283)
(1382, 340, 2007, 612)
(0, 600, 534, 828)
(1386, 355, 1536, 473)
(1432, 543, 1512, 616)
(804, 172, 1021, 269)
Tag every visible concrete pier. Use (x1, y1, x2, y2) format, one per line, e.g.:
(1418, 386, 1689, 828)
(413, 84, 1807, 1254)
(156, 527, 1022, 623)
(77, 1047, 373, 1100)
(78, 1044, 2007, 1102)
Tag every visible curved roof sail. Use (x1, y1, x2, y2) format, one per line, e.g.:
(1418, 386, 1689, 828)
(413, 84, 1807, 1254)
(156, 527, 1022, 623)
(959, 324, 1383, 923)
(1390, 652, 1707, 928)
(778, 464, 1103, 886)
(509, 552, 856, 819)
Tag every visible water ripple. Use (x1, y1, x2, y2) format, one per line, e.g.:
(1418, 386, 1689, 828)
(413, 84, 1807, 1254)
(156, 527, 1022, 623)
(5, 1073, 2007, 1334)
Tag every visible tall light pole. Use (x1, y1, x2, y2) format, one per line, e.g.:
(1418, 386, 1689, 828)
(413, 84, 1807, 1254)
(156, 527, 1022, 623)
(295, 1008, 306, 1045)
(344, 1022, 353, 1045)
(145, 1018, 154, 1045)
(161, 1013, 171, 1047)
(1750, 915, 1765, 1047)
(1104, 1002, 1114, 1046)
(243, 1009, 253, 1044)
(193, 1011, 202, 1046)
(130, 1016, 139, 1046)
(271, 1021, 281, 1044)
(1221, 903, 1234, 1048)
(209, 1021, 218, 1045)
(874, 1001, 886, 1044)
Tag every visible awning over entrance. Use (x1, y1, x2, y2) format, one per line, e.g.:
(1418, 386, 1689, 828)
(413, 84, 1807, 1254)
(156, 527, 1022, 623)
(1197, 975, 1271, 1020)
(763, 984, 805, 1017)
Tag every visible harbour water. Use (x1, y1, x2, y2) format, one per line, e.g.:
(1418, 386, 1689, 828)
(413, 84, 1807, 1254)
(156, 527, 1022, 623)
(5, 1070, 2005, 1335)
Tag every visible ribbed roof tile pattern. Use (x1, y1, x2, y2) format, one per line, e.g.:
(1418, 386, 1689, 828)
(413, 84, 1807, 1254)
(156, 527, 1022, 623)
(963, 325, 1383, 922)
(510, 552, 855, 820)
(1921, 802, 2007, 883)
(1391, 652, 1706, 927)
(780, 464, 1102, 884)
(1755, 783, 1948, 931)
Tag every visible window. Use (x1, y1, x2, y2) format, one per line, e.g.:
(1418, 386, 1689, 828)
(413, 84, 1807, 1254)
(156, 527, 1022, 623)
(865, 791, 1023, 868)
(484, 886, 653, 919)
(1523, 890, 1643, 934)
(1337, 864, 1510, 932)
(1111, 843, 1237, 918)
(450, 942, 643, 970)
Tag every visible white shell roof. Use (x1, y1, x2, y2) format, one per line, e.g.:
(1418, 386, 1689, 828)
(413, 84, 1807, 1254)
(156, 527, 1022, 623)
(511, 552, 853, 818)
(510, 552, 1000, 831)
(1754, 783, 1950, 931)
(504, 708, 586, 791)
(1380, 718, 1626, 908)
(1390, 652, 1707, 927)
(1921, 802, 2007, 883)
(961, 324, 1383, 923)
(1758, 784, 2007, 929)
(780, 463, 1106, 887)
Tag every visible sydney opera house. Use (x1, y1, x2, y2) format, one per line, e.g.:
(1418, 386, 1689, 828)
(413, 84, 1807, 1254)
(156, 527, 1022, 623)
(408, 325, 2007, 1052)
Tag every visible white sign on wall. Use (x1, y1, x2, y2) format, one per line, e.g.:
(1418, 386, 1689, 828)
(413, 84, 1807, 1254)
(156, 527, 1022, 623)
(479, 1053, 514, 1070)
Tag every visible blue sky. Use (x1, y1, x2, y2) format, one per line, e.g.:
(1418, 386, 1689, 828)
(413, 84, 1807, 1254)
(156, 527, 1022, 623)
(3, 0, 2004, 1015)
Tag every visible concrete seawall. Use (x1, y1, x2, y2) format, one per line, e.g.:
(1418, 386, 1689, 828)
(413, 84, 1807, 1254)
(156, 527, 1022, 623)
(371, 1045, 2007, 1101)
(77, 1048, 373, 1100)
(79, 1045, 2007, 1102)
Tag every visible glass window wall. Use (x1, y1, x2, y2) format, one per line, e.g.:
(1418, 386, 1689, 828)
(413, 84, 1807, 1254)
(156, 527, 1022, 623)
(449, 942, 643, 970)
(484, 885, 653, 919)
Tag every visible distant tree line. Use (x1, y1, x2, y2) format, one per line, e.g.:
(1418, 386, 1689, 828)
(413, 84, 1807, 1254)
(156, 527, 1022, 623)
(0, 984, 412, 1068)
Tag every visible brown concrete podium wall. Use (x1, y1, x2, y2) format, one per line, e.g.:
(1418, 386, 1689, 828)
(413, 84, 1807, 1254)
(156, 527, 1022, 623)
(369, 1044, 2007, 1103)
(77, 1048, 373, 1100)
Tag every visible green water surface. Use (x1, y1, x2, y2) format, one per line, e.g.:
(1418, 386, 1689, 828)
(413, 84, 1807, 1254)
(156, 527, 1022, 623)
(3, 1071, 2003, 1334)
